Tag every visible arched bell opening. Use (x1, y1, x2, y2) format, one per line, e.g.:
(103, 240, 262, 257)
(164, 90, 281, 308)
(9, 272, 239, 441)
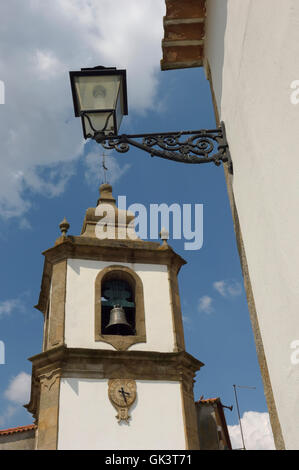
(94, 265, 146, 350)
(101, 274, 136, 336)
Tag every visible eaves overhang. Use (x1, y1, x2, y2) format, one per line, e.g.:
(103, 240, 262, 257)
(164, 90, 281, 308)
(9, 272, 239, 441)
(161, 0, 206, 71)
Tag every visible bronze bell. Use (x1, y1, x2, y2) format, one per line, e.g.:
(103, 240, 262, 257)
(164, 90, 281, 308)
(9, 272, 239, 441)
(105, 305, 133, 335)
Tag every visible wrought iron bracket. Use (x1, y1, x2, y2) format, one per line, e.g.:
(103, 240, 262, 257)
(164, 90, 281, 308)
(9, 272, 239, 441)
(87, 117, 232, 174)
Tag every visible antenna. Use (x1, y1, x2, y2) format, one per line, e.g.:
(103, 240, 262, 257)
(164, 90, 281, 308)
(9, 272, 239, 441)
(233, 384, 256, 450)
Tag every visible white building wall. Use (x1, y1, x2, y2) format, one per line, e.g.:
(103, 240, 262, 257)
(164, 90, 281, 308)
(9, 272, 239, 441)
(205, 0, 299, 449)
(64, 259, 176, 352)
(57, 378, 186, 450)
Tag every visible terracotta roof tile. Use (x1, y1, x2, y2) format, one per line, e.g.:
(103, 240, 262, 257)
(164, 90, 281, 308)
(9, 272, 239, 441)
(196, 397, 220, 405)
(0, 424, 36, 436)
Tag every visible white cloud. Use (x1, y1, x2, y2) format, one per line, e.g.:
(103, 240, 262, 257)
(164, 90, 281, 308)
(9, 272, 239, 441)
(0, 0, 165, 219)
(4, 372, 31, 405)
(228, 411, 275, 450)
(213, 280, 242, 297)
(84, 151, 131, 186)
(213, 281, 226, 297)
(0, 405, 17, 427)
(0, 298, 24, 317)
(19, 217, 32, 230)
(198, 295, 214, 314)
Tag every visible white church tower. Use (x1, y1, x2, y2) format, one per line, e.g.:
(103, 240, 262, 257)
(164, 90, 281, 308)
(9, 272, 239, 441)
(26, 184, 203, 450)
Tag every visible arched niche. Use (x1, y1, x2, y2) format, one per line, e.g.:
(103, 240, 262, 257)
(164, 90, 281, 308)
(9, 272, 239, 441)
(94, 265, 146, 350)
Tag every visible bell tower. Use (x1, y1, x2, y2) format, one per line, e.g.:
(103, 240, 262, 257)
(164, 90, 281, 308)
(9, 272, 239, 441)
(26, 184, 204, 450)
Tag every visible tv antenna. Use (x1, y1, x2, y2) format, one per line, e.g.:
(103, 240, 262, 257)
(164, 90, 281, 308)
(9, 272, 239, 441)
(233, 384, 256, 450)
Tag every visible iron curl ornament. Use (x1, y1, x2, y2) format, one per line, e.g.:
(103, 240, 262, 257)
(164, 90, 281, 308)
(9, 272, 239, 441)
(82, 113, 233, 174)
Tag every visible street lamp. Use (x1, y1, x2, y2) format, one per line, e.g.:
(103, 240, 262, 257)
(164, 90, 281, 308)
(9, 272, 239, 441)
(70, 66, 128, 138)
(69, 66, 232, 173)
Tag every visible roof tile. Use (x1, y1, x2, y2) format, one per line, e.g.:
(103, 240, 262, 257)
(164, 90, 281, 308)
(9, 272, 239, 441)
(0, 424, 36, 436)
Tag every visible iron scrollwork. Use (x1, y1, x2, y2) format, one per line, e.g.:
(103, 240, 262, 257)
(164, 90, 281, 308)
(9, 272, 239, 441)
(86, 117, 232, 174)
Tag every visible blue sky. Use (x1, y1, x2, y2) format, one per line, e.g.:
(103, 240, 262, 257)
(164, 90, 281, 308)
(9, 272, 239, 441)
(0, 0, 274, 450)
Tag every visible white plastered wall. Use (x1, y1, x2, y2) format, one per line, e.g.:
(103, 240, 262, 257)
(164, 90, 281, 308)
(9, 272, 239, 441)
(64, 259, 176, 352)
(205, 0, 299, 449)
(57, 378, 186, 450)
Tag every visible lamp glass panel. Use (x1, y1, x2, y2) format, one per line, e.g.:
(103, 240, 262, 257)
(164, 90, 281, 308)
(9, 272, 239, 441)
(83, 112, 114, 137)
(115, 85, 124, 133)
(74, 75, 121, 112)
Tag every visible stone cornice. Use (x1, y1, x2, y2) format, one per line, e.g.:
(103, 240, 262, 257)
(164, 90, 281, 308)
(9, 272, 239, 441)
(28, 345, 204, 380)
(35, 236, 186, 314)
(48, 236, 186, 268)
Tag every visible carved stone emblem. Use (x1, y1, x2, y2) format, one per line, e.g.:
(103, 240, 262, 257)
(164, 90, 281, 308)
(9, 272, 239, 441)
(108, 379, 137, 422)
(39, 369, 61, 391)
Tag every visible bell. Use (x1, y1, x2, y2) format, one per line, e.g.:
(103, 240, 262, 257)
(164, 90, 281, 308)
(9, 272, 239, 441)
(105, 305, 133, 335)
